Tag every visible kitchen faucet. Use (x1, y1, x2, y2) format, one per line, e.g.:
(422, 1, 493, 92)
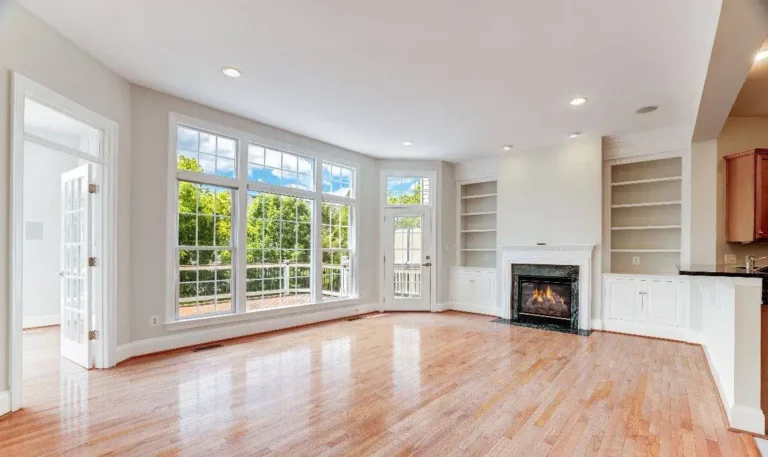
(746, 255, 768, 272)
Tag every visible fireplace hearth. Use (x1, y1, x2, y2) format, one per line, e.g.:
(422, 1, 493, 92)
(500, 263, 587, 335)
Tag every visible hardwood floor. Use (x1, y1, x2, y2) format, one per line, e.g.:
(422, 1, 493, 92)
(0, 312, 758, 456)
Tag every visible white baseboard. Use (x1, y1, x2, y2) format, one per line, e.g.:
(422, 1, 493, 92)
(701, 342, 765, 435)
(22, 314, 59, 329)
(432, 303, 451, 312)
(116, 302, 377, 364)
(448, 302, 502, 317)
(601, 319, 692, 343)
(590, 319, 603, 330)
(730, 404, 766, 435)
(0, 390, 10, 417)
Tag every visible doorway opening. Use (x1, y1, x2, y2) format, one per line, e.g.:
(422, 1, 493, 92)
(9, 74, 118, 413)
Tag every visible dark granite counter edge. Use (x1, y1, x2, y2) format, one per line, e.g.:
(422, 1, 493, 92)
(677, 269, 768, 279)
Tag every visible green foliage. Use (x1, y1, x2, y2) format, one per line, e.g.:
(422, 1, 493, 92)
(387, 181, 422, 205)
(177, 156, 349, 268)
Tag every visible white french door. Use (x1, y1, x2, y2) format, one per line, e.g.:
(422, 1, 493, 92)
(383, 208, 432, 310)
(59, 164, 94, 368)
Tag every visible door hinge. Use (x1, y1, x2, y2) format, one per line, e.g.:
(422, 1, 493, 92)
(383, 255, 386, 263)
(88, 257, 97, 267)
(88, 184, 98, 194)
(88, 330, 98, 341)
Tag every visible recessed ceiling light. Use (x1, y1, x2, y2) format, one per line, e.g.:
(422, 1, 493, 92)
(502, 145, 513, 151)
(222, 67, 241, 78)
(402, 141, 413, 146)
(756, 50, 768, 62)
(636, 105, 658, 114)
(569, 131, 582, 138)
(569, 97, 588, 106)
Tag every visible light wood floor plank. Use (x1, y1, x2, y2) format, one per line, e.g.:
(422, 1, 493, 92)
(0, 311, 757, 456)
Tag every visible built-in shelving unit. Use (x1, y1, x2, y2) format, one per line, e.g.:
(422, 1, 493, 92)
(459, 180, 497, 268)
(609, 156, 683, 275)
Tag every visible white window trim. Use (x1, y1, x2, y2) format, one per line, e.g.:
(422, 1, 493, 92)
(166, 112, 360, 327)
(378, 170, 438, 310)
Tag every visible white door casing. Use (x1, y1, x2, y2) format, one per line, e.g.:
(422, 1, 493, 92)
(59, 164, 94, 368)
(383, 208, 432, 310)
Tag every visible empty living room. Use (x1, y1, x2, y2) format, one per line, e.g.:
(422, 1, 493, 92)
(3, 0, 768, 455)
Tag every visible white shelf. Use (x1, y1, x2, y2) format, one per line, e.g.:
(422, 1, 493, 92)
(461, 229, 497, 233)
(460, 248, 497, 252)
(461, 211, 497, 216)
(611, 176, 682, 187)
(461, 193, 497, 200)
(611, 225, 681, 231)
(611, 249, 681, 253)
(611, 201, 681, 209)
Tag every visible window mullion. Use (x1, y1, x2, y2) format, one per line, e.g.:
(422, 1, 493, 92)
(313, 166, 323, 304)
(236, 139, 248, 314)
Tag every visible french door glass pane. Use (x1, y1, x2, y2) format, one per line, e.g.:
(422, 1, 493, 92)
(393, 216, 422, 298)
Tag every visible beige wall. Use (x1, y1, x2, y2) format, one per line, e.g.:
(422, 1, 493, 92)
(0, 2, 132, 392)
(690, 140, 718, 265)
(716, 117, 768, 264)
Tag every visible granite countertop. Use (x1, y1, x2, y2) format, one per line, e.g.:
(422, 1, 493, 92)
(677, 263, 768, 278)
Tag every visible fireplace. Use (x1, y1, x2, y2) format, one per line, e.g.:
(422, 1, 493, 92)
(509, 263, 582, 334)
(518, 276, 572, 321)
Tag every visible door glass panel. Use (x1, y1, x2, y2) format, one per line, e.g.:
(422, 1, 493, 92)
(393, 216, 422, 298)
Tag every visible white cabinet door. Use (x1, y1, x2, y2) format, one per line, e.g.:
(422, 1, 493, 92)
(450, 270, 473, 303)
(606, 278, 642, 322)
(644, 281, 684, 328)
(472, 271, 494, 306)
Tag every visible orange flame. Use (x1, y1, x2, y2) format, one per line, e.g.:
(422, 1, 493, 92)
(531, 285, 566, 306)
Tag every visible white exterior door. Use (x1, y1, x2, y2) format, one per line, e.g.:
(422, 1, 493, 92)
(383, 208, 432, 310)
(60, 164, 94, 369)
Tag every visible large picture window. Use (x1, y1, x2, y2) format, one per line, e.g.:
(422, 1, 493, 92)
(177, 182, 234, 318)
(322, 202, 353, 300)
(246, 191, 312, 310)
(171, 118, 357, 322)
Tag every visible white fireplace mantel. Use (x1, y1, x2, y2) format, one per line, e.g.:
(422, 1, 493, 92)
(498, 244, 594, 331)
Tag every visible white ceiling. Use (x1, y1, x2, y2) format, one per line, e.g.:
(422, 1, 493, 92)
(19, 0, 721, 160)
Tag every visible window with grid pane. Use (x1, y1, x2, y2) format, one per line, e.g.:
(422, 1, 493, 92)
(322, 163, 353, 197)
(245, 191, 313, 310)
(177, 182, 234, 318)
(248, 144, 314, 191)
(322, 202, 352, 300)
(386, 176, 430, 205)
(177, 125, 237, 178)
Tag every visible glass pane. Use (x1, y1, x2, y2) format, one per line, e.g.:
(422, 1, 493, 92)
(176, 125, 238, 178)
(386, 176, 430, 205)
(177, 183, 233, 248)
(393, 216, 422, 299)
(247, 144, 314, 191)
(24, 99, 102, 157)
(322, 162, 354, 197)
(245, 191, 313, 311)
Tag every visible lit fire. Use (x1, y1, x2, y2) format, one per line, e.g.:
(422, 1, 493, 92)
(531, 285, 566, 306)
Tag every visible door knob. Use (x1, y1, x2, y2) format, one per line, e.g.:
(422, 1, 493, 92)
(422, 262, 432, 267)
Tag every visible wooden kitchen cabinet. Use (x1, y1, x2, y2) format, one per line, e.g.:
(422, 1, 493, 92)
(725, 149, 768, 243)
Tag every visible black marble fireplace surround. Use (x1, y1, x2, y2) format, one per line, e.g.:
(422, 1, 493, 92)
(504, 263, 587, 335)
